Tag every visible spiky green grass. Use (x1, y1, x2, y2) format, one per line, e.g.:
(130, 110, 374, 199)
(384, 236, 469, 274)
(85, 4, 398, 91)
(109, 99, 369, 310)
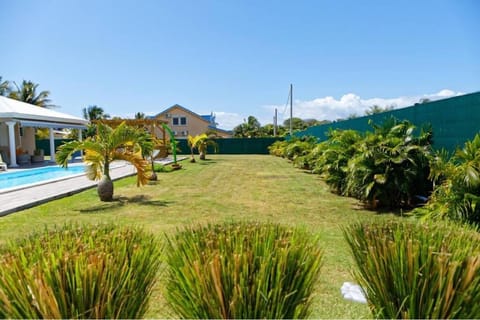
(344, 220, 480, 319)
(0, 223, 162, 318)
(0, 155, 397, 318)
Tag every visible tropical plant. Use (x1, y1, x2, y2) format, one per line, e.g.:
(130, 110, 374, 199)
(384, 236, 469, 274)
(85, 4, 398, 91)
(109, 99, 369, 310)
(8, 80, 54, 108)
(187, 134, 201, 162)
(82, 105, 111, 138)
(344, 220, 480, 319)
(56, 122, 150, 201)
(0, 76, 10, 96)
(190, 133, 218, 160)
(0, 223, 162, 319)
(164, 222, 323, 319)
(134, 111, 146, 119)
(416, 134, 480, 225)
(268, 139, 290, 157)
(364, 104, 394, 115)
(311, 129, 363, 194)
(284, 136, 316, 162)
(283, 117, 308, 131)
(233, 116, 262, 138)
(345, 118, 432, 208)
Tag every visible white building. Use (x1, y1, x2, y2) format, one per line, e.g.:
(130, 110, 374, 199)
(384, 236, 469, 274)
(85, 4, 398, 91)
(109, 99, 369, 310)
(0, 96, 88, 167)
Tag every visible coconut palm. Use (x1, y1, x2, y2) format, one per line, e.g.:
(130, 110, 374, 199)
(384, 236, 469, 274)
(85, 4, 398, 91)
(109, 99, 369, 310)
(56, 122, 150, 201)
(9, 80, 54, 108)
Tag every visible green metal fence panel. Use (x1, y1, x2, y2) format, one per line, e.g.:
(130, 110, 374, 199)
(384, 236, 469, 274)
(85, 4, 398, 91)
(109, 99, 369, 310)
(295, 92, 480, 152)
(176, 137, 284, 155)
(36, 137, 284, 158)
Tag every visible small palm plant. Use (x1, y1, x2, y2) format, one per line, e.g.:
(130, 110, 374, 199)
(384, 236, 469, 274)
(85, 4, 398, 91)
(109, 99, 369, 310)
(191, 133, 218, 160)
(416, 134, 480, 225)
(187, 134, 202, 163)
(345, 118, 432, 208)
(56, 122, 151, 201)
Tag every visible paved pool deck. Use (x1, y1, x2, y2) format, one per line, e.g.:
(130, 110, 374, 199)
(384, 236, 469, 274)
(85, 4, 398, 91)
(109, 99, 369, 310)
(0, 157, 184, 216)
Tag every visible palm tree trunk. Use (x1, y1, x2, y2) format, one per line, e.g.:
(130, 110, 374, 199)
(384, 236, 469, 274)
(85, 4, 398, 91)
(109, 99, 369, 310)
(98, 175, 114, 201)
(190, 148, 196, 163)
(98, 158, 113, 201)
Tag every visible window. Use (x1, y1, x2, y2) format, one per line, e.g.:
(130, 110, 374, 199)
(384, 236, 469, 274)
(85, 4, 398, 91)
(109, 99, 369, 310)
(172, 117, 187, 126)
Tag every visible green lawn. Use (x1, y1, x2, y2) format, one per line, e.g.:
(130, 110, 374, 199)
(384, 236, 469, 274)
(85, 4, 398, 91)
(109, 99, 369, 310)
(0, 155, 399, 318)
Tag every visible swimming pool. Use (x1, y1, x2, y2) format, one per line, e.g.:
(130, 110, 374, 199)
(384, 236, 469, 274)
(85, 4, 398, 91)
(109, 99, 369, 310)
(0, 165, 86, 192)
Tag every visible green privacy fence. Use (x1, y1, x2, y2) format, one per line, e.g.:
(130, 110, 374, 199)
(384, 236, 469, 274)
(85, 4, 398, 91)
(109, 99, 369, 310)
(37, 138, 284, 157)
(294, 92, 480, 153)
(176, 137, 284, 155)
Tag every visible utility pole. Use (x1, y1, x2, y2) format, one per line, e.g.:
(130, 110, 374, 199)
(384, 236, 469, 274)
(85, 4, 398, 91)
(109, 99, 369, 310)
(289, 83, 293, 136)
(273, 108, 277, 136)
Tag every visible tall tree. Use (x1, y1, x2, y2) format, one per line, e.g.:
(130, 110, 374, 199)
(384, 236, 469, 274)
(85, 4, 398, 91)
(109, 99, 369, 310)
(82, 105, 110, 138)
(135, 112, 146, 119)
(9, 80, 54, 108)
(365, 105, 394, 115)
(233, 116, 262, 138)
(83, 105, 110, 121)
(283, 117, 307, 131)
(0, 77, 10, 96)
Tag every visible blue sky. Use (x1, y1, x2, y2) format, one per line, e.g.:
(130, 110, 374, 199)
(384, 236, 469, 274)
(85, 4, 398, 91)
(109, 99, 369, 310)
(1, 0, 479, 129)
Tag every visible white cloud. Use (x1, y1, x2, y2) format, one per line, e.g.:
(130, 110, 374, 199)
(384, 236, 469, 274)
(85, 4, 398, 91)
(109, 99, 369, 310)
(264, 89, 464, 123)
(212, 111, 244, 131)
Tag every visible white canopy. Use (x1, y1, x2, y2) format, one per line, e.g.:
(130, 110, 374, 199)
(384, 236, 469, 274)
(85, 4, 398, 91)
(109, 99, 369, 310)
(0, 96, 88, 128)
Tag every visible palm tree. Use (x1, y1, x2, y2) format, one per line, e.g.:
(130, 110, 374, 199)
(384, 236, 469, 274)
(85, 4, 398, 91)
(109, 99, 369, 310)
(192, 133, 218, 160)
(82, 105, 110, 138)
(233, 116, 262, 138)
(56, 122, 150, 201)
(187, 134, 201, 163)
(0, 77, 10, 96)
(9, 80, 54, 108)
(135, 112, 146, 119)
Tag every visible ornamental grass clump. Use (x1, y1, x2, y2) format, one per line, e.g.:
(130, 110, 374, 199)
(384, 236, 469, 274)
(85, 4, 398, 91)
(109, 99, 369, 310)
(0, 223, 162, 319)
(344, 220, 480, 319)
(164, 222, 323, 319)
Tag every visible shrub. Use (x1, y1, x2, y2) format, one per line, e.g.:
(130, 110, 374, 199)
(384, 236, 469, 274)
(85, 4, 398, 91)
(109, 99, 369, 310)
(0, 223, 162, 319)
(416, 134, 480, 225)
(153, 163, 172, 172)
(345, 118, 432, 208)
(344, 220, 480, 319)
(311, 129, 363, 194)
(285, 137, 317, 162)
(268, 140, 289, 157)
(164, 222, 323, 319)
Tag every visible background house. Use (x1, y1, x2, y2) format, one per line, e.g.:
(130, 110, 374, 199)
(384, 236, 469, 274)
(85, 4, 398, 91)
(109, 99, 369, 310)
(150, 104, 232, 139)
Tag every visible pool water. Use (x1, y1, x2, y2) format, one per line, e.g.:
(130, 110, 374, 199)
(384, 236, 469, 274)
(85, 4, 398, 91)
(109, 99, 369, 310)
(0, 165, 86, 191)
